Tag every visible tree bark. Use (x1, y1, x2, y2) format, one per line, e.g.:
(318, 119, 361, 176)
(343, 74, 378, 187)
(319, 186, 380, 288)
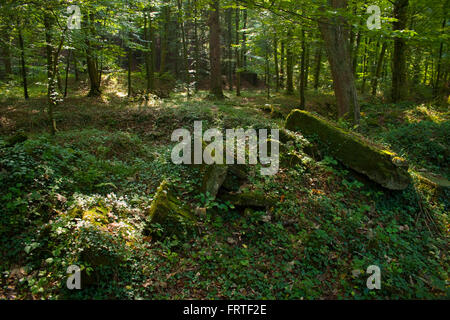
(17, 21, 29, 99)
(44, 14, 57, 135)
(318, 0, 360, 123)
(143, 11, 154, 93)
(299, 29, 306, 108)
(242, 9, 247, 68)
(160, 5, 170, 73)
(434, 18, 446, 97)
(64, 50, 71, 98)
(286, 29, 294, 95)
(391, 0, 409, 102)
(226, 8, 233, 91)
(208, 0, 224, 98)
(280, 41, 285, 88)
(371, 41, 387, 96)
(177, 0, 190, 97)
(235, 6, 241, 96)
(85, 12, 101, 96)
(313, 46, 322, 90)
(274, 33, 279, 92)
(193, 0, 200, 92)
(1, 26, 13, 79)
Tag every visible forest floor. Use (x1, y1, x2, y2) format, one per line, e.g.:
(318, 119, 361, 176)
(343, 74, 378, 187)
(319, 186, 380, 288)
(0, 74, 448, 299)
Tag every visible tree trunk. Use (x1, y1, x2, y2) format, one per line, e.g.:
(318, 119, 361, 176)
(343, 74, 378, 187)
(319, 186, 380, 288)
(226, 8, 233, 91)
(318, 0, 360, 123)
(286, 29, 294, 95)
(313, 46, 322, 90)
(434, 18, 446, 97)
(1, 26, 13, 79)
(85, 13, 101, 96)
(143, 12, 154, 93)
(127, 47, 132, 97)
(235, 6, 241, 96)
(160, 5, 170, 73)
(208, 0, 224, 98)
(44, 14, 57, 135)
(280, 41, 285, 88)
(371, 41, 387, 96)
(64, 50, 71, 98)
(299, 29, 306, 108)
(178, 0, 190, 97)
(193, 0, 200, 92)
(265, 48, 270, 99)
(17, 22, 29, 100)
(423, 58, 428, 85)
(274, 33, 279, 92)
(242, 9, 247, 68)
(391, 0, 409, 102)
(361, 37, 370, 94)
(352, 32, 361, 77)
(73, 54, 80, 82)
(304, 44, 310, 89)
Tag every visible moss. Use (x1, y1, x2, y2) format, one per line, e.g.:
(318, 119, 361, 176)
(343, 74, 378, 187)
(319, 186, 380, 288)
(201, 164, 228, 198)
(285, 110, 411, 190)
(257, 104, 284, 119)
(146, 180, 195, 237)
(221, 165, 249, 192)
(219, 190, 277, 208)
(413, 171, 450, 202)
(82, 206, 110, 225)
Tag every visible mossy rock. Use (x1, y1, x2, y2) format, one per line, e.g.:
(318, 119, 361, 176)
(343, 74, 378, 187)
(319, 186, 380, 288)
(413, 171, 450, 203)
(257, 104, 284, 119)
(145, 180, 195, 238)
(221, 165, 249, 192)
(285, 110, 410, 190)
(201, 164, 228, 198)
(82, 206, 110, 226)
(219, 190, 277, 208)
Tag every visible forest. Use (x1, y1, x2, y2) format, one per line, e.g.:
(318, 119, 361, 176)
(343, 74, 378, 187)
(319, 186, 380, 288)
(0, 0, 448, 300)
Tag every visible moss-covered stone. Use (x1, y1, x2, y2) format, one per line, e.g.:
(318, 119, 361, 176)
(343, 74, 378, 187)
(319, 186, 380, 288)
(219, 190, 277, 208)
(221, 165, 248, 192)
(285, 110, 411, 190)
(413, 171, 450, 202)
(257, 104, 284, 119)
(145, 180, 195, 237)
(201, 164, 228, 198)
(82, 206, 110, 226)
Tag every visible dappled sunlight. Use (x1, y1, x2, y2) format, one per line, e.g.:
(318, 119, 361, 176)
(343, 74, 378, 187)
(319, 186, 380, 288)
(405, 104, 448, 124)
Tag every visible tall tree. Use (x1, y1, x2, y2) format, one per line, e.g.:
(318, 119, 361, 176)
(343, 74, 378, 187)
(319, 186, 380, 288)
(235, 5, 241, 96)
(208, 0, 224, 98)
(434, 17, 447, 97)
(391, 0, 409, 102)
(273, 32, 279, 92)
(299, 29, 306, 108)
(85, 11, 101, 97)
(285, 29, 294, 95)
(17, 18, 29, 99)
(313, 45, 322, 91)
(318, 0, 360, 123)
(371, 41, 387, 96)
